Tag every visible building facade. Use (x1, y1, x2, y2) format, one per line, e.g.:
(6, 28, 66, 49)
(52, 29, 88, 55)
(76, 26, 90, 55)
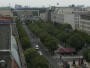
(79, 13, 90, 34)
(0, 16, 22, 68)
(39, 6, 90, 34)
(0, 7, 13, 17)
(15, 8, 40, 22)
(51, 6, 88, 30)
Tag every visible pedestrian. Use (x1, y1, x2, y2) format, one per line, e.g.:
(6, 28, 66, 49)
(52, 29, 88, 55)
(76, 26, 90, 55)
(60, 55, 62, 60)
(81, 58, 84, 65)
(72, 60, 76, 66)
(78, 58, 81, 66)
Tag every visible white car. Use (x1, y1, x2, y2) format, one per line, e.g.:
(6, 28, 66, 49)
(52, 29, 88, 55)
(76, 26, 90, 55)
(35, 45, 39, 50)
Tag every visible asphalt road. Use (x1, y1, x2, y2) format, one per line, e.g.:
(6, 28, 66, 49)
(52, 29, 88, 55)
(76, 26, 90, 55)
(22, 24, 60, 68)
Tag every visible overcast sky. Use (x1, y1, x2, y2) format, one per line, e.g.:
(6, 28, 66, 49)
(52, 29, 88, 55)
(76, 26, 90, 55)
(0, 0, 90, 7)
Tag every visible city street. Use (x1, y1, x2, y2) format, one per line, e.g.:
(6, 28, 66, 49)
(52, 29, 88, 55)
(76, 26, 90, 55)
(22, 24, 90, 68)
(0, 1, 90, 68)
(22, 24, 60, 68)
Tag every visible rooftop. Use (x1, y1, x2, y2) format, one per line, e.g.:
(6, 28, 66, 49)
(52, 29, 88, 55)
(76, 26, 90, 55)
(57, 48, 76, 54)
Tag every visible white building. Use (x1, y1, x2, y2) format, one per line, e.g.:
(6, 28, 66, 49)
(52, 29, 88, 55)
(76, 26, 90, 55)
(51, 6, 87, 30)
(78, 13, 90, 34)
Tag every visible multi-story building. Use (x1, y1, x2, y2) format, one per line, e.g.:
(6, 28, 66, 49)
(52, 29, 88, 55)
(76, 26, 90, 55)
(51, 6, 87, 30)
(15, 8, 40, 22)
(52, 7, 74, 28)
(78, 13, 90, 34)
(0, 16, 22, 68)
(39, 6, 90, 34)
(0, 7, 13, 17)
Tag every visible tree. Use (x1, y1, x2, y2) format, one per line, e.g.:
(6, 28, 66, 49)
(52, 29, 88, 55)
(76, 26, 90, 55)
(56, 31, 71, 43)
(55, 23, 72, 30)
(73, 30, 90, 46)
(24, 48, 49, 68)
(21, 37, 31, 50)
(83, 49, 90, 62)
(24, 48, 39, 68)
(32, 55, 49, 68)
(28, 22, 59, 52)
(66, 34, 85, 50)
(16, 21, 31, 50)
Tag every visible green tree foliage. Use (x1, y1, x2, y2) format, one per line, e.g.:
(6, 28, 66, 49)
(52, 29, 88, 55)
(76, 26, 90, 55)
(32, 56, 49, 68)
(66, 33, 85, 50)
(24, 48, 49, 68)
(16, 20, 31, 50)
(16, 20, 49, 68)
(83, 49, 90, 62)
(56, 31, 71, 43)
(74, 30, 90, 44)
(27, 20, 90, 52)
(27, 22, 59, 53)
(54, 23, 72, 31)
(43, 35, 58, 50)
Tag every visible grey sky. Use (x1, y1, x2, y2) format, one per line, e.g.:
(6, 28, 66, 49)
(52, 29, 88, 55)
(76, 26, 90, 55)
(0, 0, 90, 7)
